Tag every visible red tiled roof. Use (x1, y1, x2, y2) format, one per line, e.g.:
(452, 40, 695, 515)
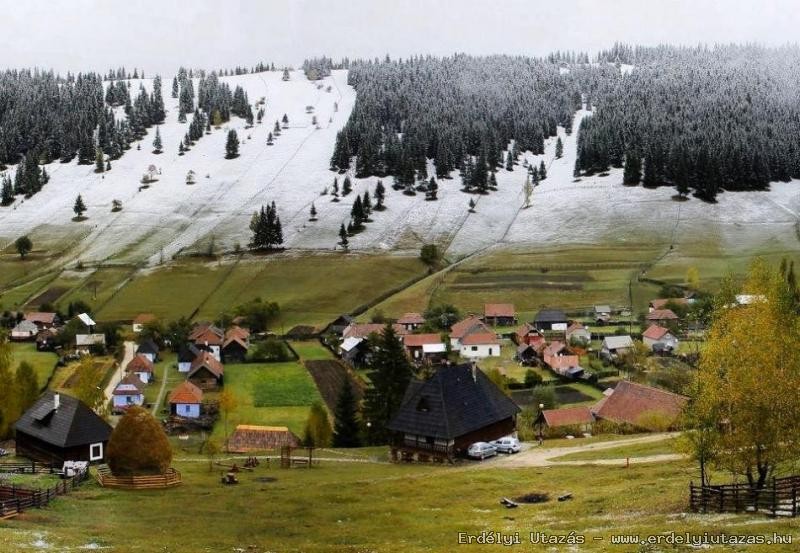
(461, 332, 499, 346)
(343, 323, 407, 339)
(113, 374, 145, 395)
(646, 309, 679, 321)
(593, 381, 688, 427)
(650, 298, 688, 310)
(24, 312, 57, 324)
(543, 341, 566, 357)
(403, 333, 444, 347)
(566, 322, 587, 333)
(133, 313, 156, 325)
(542, 406, 594, 428)
(397, 312, 425, 325)
(223, 326, 250, 349)
(169, 381, 203, 404)
(450, 316, 490, 339)
(484, 303, 515, 318)
(126, 354, 154, 374)
(545, 354, 580, 371)
(193, 327, 224, 346)
(642, 324, 670, 340)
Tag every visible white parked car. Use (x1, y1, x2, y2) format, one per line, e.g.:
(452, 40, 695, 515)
(467, 442, 498, 460)
(491, 437, 521, 454)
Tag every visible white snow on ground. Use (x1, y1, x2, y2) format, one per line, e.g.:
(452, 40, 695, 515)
(0, 72, 798, 268)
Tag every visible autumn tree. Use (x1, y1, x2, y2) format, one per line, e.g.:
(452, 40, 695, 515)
(73, 356, 107, 414)
(303, 401, 332, 447)
(0, 336, 14, 438)
(15, 361, 39, 415)
(107, 406, 173, 475)
(686, 267, 700, 290)
(218, 389, 238, 452)
(689, 259, 800, 490)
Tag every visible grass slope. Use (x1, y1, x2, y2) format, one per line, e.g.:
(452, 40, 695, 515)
(9, 343, 58, 387)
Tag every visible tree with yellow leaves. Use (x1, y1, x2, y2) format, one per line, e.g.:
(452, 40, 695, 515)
(686, 266, 700, 290)
(218, 389, 238, 452)
(688, 259, 800, 490)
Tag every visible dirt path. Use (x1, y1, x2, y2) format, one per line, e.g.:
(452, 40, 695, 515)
(486, 432, 682, 469)
(103, 340, 135, 404)
(151, 355, 171, 416)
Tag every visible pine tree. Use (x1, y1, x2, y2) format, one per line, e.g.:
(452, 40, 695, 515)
(171, 76, 179, 98)
(1, 175, 13, 206)
(374, 181, 385, 210)
(225, 129, 239, 159)
(362, 190, 372, 217)
(362, 324, 414, 444)
(339, 223, 349, 249)
(332, 381, 362, 447)
(555, 137, 564, 159)
(426, 177, 438, 200)
(282, 113, 289, 125)
(539, 160, 547, 180)
(351, 196, 365, 228)
(623, 151, 642, 185)
(178, 142, 185, 155)
(468, 198, 476, 212)
(342, 176, 352, 196)
(73, 194, 87, 218)
(505, 151, 514, 171)
(309, 203, 317, 221)
(152, 126, 163, 153)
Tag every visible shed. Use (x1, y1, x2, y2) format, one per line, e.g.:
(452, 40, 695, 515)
(227, 425, 301, 453)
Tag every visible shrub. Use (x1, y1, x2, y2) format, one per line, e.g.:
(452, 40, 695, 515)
(524, 369, 543, 388)
(248, 339, 291, 362)
(107, 406, 172, 476)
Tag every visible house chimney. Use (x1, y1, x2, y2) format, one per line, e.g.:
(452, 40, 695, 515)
(471, 361, 477, 382)
(54, 393, 60, 410)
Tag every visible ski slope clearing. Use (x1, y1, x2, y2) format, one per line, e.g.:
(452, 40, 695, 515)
(0, 71, 798, 272)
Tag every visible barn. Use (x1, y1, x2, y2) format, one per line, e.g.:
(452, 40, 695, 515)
(15, 392, 112, 465)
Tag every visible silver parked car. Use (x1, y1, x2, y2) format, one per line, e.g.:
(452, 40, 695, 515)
(467, 442, 498, 460)
(491, 437, 521, 454)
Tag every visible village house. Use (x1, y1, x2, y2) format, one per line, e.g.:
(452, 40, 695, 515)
(536, 406, 594, 434)
(15, 392, 113, 464)
(533, 309, 568, 332)
(76, 312, 96, 331)
(222, 326, 250, 363)
(600, 335, 634, 359)
(403, 333, 447, 364)
(11, 320, 39, 341)
(649, 298, 690, 311)
(483, 303, 517, 326)
(188, 351, 224, 390)
(594, 305, 612, 324)
(189, 323, 225, 361)
(516, 343, 537, 364)
(136, 339, 160, 363)
(112, 374, 145, 411)
(168, 381, 203, 418)
(342, 322, 407, 340)
(23, 312, 60, 331)
(642, 324, 679, 352)
(387, 363, 520, 462)
(339, 336, 369, 366)
(449, 316, 492, 349)
(542, 342, 583, 377)
(132, 313, 156, 333)
(592, 381, 688, 429)
(459, 331, 501, 359)
(327, 314, 354, 336)
(646, 309, 679, 326)
(513, 323, 545, 347)
(177, 343, 201, 372)
(36, 328, 58, 351)
(397, 312, 426, 332)
(125, 353, 154, 384)
(565, 322, 591, 345)
(75, 333, 106, 354)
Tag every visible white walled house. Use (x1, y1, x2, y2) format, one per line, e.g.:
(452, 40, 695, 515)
(642, 324, 679, 351)
(169, 381, 203, 419)
(126, 354, 154, 384)
(459, 332, 501, 359)
(112, 374, 145, 411)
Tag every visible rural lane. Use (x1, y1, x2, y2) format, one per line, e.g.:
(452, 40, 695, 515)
(103, 340, 135, 405)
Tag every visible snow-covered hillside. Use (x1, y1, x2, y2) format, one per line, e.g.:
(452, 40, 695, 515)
(0, 70, 799, 269)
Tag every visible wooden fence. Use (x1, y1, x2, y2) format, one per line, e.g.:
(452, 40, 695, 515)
(690, 476, 800, 517)
(95, 465, 182, 489)
(0, 466, 87, 519)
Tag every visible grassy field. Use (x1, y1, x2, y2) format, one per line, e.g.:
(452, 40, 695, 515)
(2, 452, 797, 552)
(9, 343, 58, 388)
(551, 437, 678, 462)
(91, 254, 425, 328)
(212, 361, 323, 437)
(289, 340, 335, 361)
(142, 353, 181, 414)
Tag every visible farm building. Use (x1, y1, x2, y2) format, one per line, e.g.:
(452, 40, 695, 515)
(177, 343, 201, 372)
(544, 352, 583, 378)
(601, 335, 634, 359)
(594, 305, 612, 323)
(646, 309, 679, 326)
(449, 316, 492, 349)
(642, 324, 679, 351)
(112, 374, 145, 411)
(536, 406, 594, 433)
(75, 333, 106, 353)
(592, 381, 688, 429)
(222, 326, 250, 363)
(649, 298, 690, 311)
(15, 392, 112, 465)
(36, 328, 58, 351)
(403, 333, 447, 364)
(132, 313, 156, 333)
(342, 322, 407, 340)
(125, 353, 154, 384)
(168, 381, 203, 418)
(227, 425, 301, 453)
(387, 363, 520, 462)
(188, 351, 224, 390)
(483, 303, 517, 326)
(397, 312, 425, 332)
(136, 339, 160, 363)
(516, 343, 536, 363)
(565, 322, 591, 345)
(339, 336, 368, 366)
(459, 332, 500, 359)
(533, 309, 568, 331)
(327, 314, 354, 336)
(513, 323, 544, 347)
(189, 323, 225, 361)
(11, 320, 39, 341)
(23, 312, 59, 330)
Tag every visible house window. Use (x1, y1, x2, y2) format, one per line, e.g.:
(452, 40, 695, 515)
(184, 405, 190, 414)
(471, 346, 478, 351)
(89, 443, 103, 461)
(489, 348, 493, 355)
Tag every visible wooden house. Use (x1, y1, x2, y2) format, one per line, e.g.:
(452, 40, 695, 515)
(222, 326, 250, 363)
(112, 374, 145, 411)
(36, 328, 58, 351)
(189, 323, 225, 361)
(601, 335, 634, 359)
(403, 333, 447, 364)
(327, 314, 354, 336)
(449, 316, 491, 349)
(533, 309, 568, 331)
(565, 322, 591, 345)
(168, 381, 203, 418)
(15, 392, 112, 464)
(386, 363, 520, 462)
(136, 339, 160, 363)
(125, 353, 154, 384)
(188, 351, 224, 390)
(23, 312, 59, 331)
(483, 303, 517, 326)
(646, 309, 679, 326)
(177, 344, 201, 372)
(397, 313, 425, 332)
(536, 406, 595, 434)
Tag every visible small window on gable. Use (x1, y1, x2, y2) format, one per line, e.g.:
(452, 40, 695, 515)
(89, 443, 103, 461)
(416, 397, 430, 412)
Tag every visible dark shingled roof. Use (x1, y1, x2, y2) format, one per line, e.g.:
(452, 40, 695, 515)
(136, 338, 160, 356)
(534, 309, 567, 323)
(386, 363, 520, 440)
(15, 391, 112, 448)
(178, 343, 201, 363)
